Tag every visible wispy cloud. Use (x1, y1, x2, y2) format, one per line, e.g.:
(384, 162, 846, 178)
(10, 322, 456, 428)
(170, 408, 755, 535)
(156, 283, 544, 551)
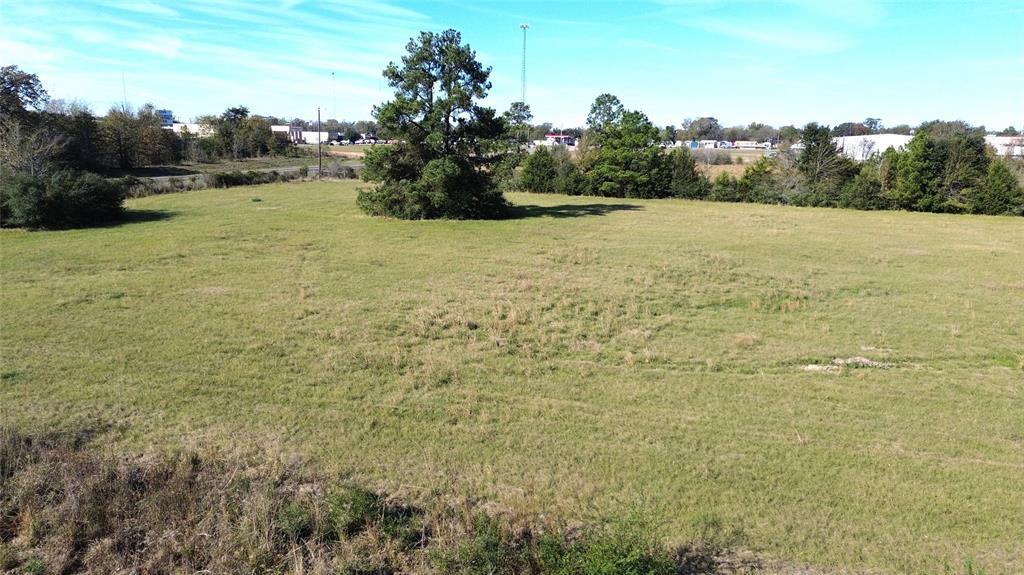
(123, 36, 184, 58)
(72, 28, 110, 44)
(785, 0, 885, 25)
(692, 18, 852, 53)
(103, 0, 179, 18)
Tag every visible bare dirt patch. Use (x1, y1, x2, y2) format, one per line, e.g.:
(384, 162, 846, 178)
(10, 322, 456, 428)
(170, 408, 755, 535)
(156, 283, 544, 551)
(802, 356, 893, 373)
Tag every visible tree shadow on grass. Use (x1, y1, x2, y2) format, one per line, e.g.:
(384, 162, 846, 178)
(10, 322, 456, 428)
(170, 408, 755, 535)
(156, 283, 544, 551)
(95, 209, 176, 228)
(506, 203, 643, 219)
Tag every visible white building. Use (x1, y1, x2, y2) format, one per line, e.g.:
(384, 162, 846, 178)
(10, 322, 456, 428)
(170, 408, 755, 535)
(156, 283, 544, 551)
(271, 125, 330, 144)
(832, 134, 912, 161)
(167, 122, 214, 137)
(984, 135, 1024, 157)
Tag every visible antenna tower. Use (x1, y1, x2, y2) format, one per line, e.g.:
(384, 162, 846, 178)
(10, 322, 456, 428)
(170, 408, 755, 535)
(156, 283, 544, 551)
(520, 23, 529, 104)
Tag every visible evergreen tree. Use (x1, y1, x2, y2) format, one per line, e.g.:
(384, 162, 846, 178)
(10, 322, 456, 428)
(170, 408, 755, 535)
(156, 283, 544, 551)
(969, 160, 1024, 215)
(358, 29, 508, 219)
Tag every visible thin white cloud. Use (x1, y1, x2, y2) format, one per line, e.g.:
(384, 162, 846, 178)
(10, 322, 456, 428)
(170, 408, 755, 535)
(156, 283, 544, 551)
(71, 28, 110, 44)
(105, 0, 179, 18)
(123, 36, 184, 58)
(693, 18, 852, 53)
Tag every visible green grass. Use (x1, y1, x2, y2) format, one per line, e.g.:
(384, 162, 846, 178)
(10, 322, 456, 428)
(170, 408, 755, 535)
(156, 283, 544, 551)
(2, 182, 1022, 574)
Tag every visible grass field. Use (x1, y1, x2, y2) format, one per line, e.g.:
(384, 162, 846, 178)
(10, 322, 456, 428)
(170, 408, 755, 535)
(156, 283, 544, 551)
(2, 182, 1022, 573)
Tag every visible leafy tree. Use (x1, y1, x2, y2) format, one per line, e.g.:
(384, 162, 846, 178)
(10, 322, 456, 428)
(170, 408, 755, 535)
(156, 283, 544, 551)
(580, 99, 670, 199)
(358, 29, 508, 219)
(778, 125, 801, 143)
(503, 101, 533, 146)
(684, 117, 723, 141)
(996, 126, 1020, 136)
(99, 104, 179, 169)
(528, 122, 553, 141)
(100, 105, 143, 170)
(0, 115, 66, 177)
(663, 125, 676, 144)
(344, 127, 361, 144)
(831, 122, 870, 137)
(863, 118, 883, 133)
(45, 100, 103, 172)
(797, 123, 856, 205)
(839, 158, 890, 210)
(585, 94, 624, 141)
(0, 65, 49, 120)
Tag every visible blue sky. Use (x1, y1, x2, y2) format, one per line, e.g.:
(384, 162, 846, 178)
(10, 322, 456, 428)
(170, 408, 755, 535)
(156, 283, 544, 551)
(2, 0, 1021, 130)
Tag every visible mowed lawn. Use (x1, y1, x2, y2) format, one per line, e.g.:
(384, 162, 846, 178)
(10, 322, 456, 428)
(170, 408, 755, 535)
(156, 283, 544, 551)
(2, 182, 1022, 574)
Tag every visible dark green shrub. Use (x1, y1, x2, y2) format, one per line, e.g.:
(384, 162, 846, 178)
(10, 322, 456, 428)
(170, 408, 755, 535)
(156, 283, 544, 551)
(839, 161, 890, 210)
(358, 156, 507, 220)
(668, 148, 710, 199)
(0, 170, 125, 229)
(519, 146, 558, 193)
(736, 157, 785, 204)
(709, 172, 742, 203)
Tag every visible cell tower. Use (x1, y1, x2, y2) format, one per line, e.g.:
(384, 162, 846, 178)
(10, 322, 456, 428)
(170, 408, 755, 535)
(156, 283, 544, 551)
(520, 23, 529, 104)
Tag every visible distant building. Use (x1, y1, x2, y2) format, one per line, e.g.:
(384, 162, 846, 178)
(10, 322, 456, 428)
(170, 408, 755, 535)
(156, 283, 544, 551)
(984, 135, 1024, 157)
(156, 109, 174, 127)
(168, 122, 214, 137)
(543, 133, 576, 146)
(832, 134, 912, 161)
(271, 125, 323, 144)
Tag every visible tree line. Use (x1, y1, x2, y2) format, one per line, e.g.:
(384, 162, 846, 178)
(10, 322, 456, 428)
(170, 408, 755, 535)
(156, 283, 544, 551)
(359, 29, 1021, 220)
(518, 101, 1023, 216)
(0, 66, 304, 228)
(513, 116, 1022, 146)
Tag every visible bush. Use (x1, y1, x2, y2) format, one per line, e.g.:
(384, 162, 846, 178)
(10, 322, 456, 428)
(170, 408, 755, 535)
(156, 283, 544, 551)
(519, 146, 558, 193)
(358, 156, 507, 220)
(668, 148, 710, 199)
(839, 161, 890, 210)
(967, 160, 1024, 215)
(736, 157, 786, 204)
(0, 170, 125, 229)
(322, 159, 359, 179)
(709, 172, 743, 203)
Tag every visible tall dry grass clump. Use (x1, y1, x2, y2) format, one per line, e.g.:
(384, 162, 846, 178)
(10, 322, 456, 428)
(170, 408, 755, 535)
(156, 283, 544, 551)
(0, 428, 746, 574)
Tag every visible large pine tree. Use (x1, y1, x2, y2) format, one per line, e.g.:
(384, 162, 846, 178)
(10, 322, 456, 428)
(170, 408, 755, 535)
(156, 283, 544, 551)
(358, 30, 509, 219)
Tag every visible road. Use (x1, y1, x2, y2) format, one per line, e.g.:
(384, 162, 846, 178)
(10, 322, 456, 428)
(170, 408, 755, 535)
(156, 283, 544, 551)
(146, 161, 364, 184)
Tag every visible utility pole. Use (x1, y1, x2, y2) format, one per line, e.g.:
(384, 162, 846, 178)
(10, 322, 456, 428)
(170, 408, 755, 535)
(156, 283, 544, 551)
(317, 107, 322, 180)
(520, 23, 529, 146)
